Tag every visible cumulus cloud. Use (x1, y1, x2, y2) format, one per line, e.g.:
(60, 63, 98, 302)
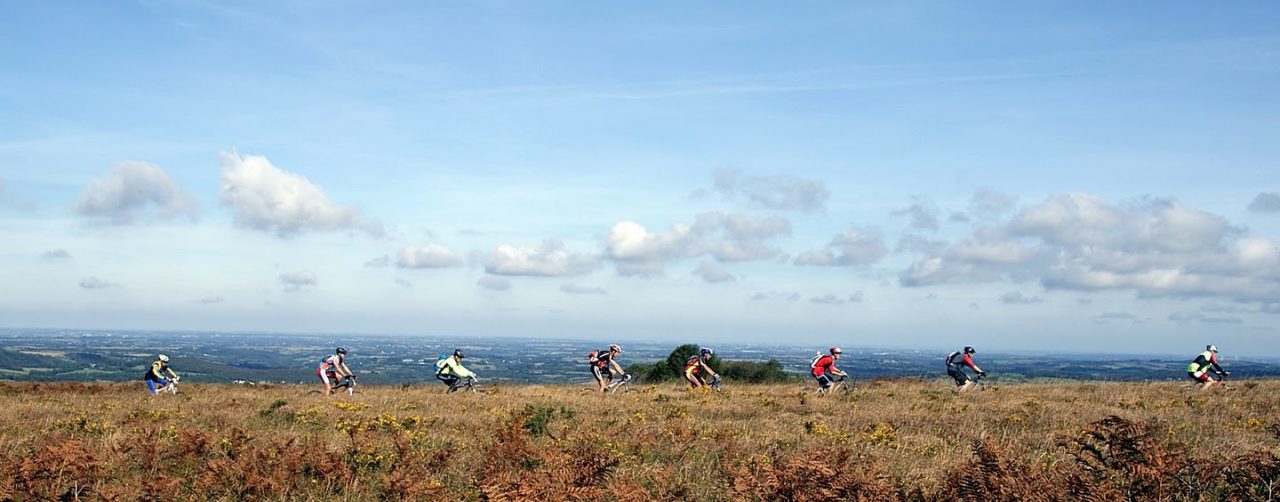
(711, 168, 828, 212)
(750, 291, 803, 302)
(999, 291, 1043, 304)
(561, 283, 608, 295)
(484, 239, 598, 277)
(693, 261, 736, 284)
(1168, 310, 1243, 325)
(41, 249, 71, 260)
(397, 245, 463, 269)
(899, 193, 1280, 306)
(477, 275, 512, 291)
(79, 277, 118, 289)
(605, 212, 789, 275)
(891, 196, 940, 231)
(218, 151, 383, 238)
(1249, 192, 1280, 213)
(809, 292, 864, 305)
(73, 161, 198, 224)
(279, 270, 317, 292)
(795, 227, 888, 267)
(969, 188, 1018, 220)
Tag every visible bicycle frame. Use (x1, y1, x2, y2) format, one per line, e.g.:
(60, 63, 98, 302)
(605, 374, 632, 394)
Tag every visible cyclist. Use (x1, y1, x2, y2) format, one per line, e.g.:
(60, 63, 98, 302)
(317, 347, 354, 396)
(811, 346, 848, 394)
(436, 349, 477, 393)
(145, 354, 179, 394)
(945, 346, 986, 392)
(684, 347, 720, 390)
(1188, 344, 1229, 391)
(589, 344, 626, 394)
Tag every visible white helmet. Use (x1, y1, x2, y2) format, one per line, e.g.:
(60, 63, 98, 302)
(158, 354, 169, 362)
(609, 344, 622, 353)
(1207, 344, 1218, 353)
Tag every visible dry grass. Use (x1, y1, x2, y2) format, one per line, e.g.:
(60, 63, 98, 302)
(1, 378, 1279, 500)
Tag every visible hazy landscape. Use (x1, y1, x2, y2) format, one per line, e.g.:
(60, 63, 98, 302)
(5, 328, 1280, 386)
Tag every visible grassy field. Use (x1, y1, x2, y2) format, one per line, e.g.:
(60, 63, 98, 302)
(2, 378, 1279, 500)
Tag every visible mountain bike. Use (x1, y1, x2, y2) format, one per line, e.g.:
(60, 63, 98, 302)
(332, 374, 357, 396)
(152, 377, 179, 395)
(817, 375, 854, 396)
(605, 373, 633, 394)
(451, 376, 495, 394)
(708, 375, 722, 392)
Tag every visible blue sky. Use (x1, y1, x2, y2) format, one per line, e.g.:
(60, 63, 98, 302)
(2, 2, 1278, 355)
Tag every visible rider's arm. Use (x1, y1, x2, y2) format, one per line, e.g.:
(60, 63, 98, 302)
(338, 361, 353, 377)
(165, 367, 178, 380)
(963, 354, 984, 374)
(451, 360, 475, 379)
(609, 359, 625, 376)
(701, 359, 719, 378)
(150, 362, 165, 379)
(1209, 354, 1226, 374)
(831, 363, 847, 377)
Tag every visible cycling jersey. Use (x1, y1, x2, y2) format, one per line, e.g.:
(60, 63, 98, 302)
(436, 356, 475, 379)
(1187, 351, 1223, 375)
(811, 355, 836, 377)
(146, 360, 176, 381)
(318, 354, 343, 372)
(591, 350, 613, 368)
(684, 355, 703, 375)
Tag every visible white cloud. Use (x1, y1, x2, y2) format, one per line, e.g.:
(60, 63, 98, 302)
(41, 249, 71, 260)
(80, 277, 118, 289)
(279, 270, 317, 292)
(218, 151, 383, 238)
(999, 291, 1043, 305)
(477, 275, 512, 291)
(695, 212, 791, 262)
(484, 239, 598, 277)
(73, 161, 198, 224)
(561, 283, 608, 295)
(1168, 309, 1244, 325)
(891, 196, 940, 231)
(795, 228, 888, 267)
(195, 296, 224, 304)
(969, 188, 1018, 220)
(692, 261, 736, 283)
(711, 168, 828, 212)
(899, 193, 1280, 306)
(750, 290, 802, 302)
(605, 212, 789, 275)
(397, 245, 463, 269)
(810, 292, 863, 305)
(1248, 192, 1280, 213)
(0, 177, 37, 211)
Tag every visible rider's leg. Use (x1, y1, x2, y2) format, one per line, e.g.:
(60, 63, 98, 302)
(592, 366, 607, 393)
(319, 370, 333, 396)
(146, 378, 159, 395)
(815, 374, 832, 395)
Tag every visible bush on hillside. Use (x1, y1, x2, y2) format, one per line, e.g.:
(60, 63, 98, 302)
(626, 345, 791, 383)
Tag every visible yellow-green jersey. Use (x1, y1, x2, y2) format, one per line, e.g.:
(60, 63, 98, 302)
(435, 356, 475, 379)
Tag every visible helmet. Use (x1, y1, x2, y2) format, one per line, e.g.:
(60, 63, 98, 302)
(700, 347, 714, 357)
(964, 346, 975, 354)
(1207, 344, 1218, 353)
(830, 346, 843, 355)
(609, 344, 622, 353)
(336, 347, 347, 355)
(158, 354, 169, 362)
(453, 349, 465, 358)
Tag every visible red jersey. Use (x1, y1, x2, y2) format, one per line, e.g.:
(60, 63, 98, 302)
(811, 355, 836, 377)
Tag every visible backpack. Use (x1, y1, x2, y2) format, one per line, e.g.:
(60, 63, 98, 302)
(587, 350, 599, 363)
(810, 353, 824, 369)
(434, 356, 449, 374)
(945, 351, 961, 368)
